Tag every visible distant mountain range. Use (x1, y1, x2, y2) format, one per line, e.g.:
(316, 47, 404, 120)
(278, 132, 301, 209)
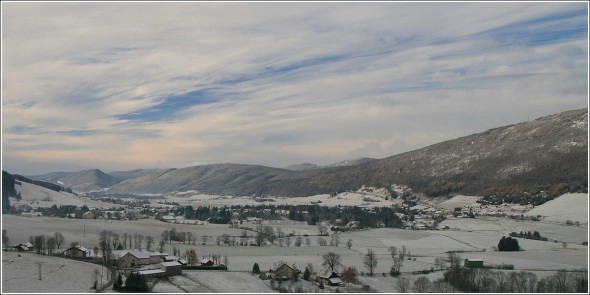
(285, 157, 377, 171)
(26, 108, 588, 198)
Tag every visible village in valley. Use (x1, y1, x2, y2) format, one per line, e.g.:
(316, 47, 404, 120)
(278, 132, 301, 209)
(1, 178, 588, 293)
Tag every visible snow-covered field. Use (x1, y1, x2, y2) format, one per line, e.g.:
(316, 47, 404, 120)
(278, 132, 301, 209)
(12, 181, 113, 209)
(1, 251, 109, 293)
(525, 193, 589, 224)
(2, 191, 588, 293)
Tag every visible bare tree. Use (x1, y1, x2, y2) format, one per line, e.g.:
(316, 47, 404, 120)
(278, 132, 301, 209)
(305, 237, 311, 247)
(400, 245, 407, 260)
(92, 269, 100, 289)
(364, 248, 378, 276)
(186, 232, 193, 245)
(322, 252, 342, 272)
(201, 235, 209, 245)
(145, 236, 154, 251)
(391, 256, 404, 275)
(138, 234, 144, 250)
(278, 238, 284, 247)
(158, 240, 165, 253)
(346, 239, 352, 249)
(224, 253, 229, 267)
(447, 252, 461, 269)
(54, 232, 65, 252)
(397, 277, 410, 293)
(263, 226, 275, 244)
(160, 230, 169, 245)
(413, 276, 430, 292)
(295, 236, 302, 247)
(122, 233, 128, 249)
(434, 256, 446, 270)
(46, 236, 56, 255)
(111, 233, 119, 250)
(2, 229, 9, 250)
(388, 246, 398, 259)
(285, 236, 291, 247)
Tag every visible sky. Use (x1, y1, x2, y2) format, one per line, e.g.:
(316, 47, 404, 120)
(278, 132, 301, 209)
(1, 2, 588, 175)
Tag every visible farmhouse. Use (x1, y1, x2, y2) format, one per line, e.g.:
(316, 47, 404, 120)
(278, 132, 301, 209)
(83, 211, 94, 219)
(316, 270, 343, 286)
(112, 250, 152, 268)
(270, 263, 298, 281)
(64, 245, 89, 258)
(464, 258, 484, 268)
(14, 242, 33, 251)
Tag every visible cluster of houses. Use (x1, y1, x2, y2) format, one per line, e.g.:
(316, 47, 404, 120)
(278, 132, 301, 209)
(260, 263, 345, 287)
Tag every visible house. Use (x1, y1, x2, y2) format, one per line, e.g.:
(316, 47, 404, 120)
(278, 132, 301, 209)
(163, 255, 178, 262)
(83, 211, 94, 219)
(200, 258, 214, 266)
(14, 242, 33, 251)
(464, 258, 484, 268)
(270, 263, 298, 281)
(316, 270, 343, 286)
(160, 261, 182, 276)
(178, 259, 188, 266)
(64, 245, 88, 258)
(113, 250, 151, 268)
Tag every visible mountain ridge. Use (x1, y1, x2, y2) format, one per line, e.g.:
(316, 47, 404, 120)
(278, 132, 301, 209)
(25, 108, 588, 198)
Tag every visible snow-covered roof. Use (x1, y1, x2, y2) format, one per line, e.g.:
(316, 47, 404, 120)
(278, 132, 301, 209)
(67, 245, 88, 252)
(329, 278, 343, 284)
(200, 258, 213, 263)
(160, 261, 182, 267)
(138, 269, 165, 275)
(112, 250, 152, 260)
(317, 270, 340, 279)
(178, 259, 188, 265)
(164, 255, 178, 261)
(465, 258, 483, 262)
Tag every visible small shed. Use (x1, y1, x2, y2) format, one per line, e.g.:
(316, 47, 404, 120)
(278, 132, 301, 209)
(160, 261, 182, 276)
(316, 271, 343, 286)
(164, 255, 178, 262)
(464, 258, 484, 268)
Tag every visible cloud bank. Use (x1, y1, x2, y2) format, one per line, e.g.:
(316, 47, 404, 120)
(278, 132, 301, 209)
(2, 2, 588, 174)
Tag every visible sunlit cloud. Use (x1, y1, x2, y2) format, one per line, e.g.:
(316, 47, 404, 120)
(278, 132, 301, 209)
(2, 2, 587, 175)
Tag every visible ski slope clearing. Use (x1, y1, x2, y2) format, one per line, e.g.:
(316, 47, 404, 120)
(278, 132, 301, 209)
(1, 251, 108, 293)
(434, 195, 481, 211)
(525, 193, 588, 224)
(12, 181, 112, 209)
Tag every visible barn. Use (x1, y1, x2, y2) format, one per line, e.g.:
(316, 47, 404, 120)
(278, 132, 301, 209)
(464, 258, 484, 268)
(160, 261, 182, 276)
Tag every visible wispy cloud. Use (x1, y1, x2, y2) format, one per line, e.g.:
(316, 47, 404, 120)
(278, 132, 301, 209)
(2, 2, 587, 174)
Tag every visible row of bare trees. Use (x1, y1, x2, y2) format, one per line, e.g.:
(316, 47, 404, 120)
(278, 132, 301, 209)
(27, 232, 65, 255)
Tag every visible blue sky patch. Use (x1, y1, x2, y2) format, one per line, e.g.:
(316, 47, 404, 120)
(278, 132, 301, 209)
(118, 89, 220, 122)
(477, 8, 588, 47)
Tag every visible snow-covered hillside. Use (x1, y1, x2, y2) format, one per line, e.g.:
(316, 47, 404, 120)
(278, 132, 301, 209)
(13, 181, 112, 208)
(525, 193, 588, 224)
